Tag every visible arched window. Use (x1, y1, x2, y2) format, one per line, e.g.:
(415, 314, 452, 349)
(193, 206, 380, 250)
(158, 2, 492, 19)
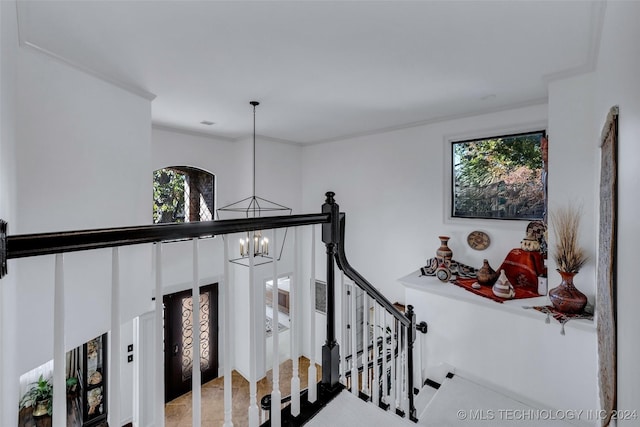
(153, 166, 214, 224)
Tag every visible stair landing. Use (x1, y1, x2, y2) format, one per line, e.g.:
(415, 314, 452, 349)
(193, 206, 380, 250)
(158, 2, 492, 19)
(417, 374, 581, 426)
(305, 391, 416, 427)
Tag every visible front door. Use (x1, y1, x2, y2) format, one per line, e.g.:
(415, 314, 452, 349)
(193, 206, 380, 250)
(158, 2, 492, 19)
(163, 283, 219, 402)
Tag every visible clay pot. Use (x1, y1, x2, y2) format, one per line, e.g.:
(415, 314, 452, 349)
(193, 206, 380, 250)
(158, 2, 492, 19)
(436, 236, 453, 267)
(548, 271, 587, 314)
(476, 259, 499, 286)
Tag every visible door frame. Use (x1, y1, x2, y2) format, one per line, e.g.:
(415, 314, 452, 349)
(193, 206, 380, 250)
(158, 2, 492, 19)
(163, 283, 219, 402)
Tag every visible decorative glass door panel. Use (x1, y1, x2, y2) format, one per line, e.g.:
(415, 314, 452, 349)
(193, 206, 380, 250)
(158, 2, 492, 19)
(164, 284, 219, 402)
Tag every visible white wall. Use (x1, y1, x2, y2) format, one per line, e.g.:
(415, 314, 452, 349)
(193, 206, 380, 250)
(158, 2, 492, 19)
(4, 28, 152, 427)
(152, 128, 302, 380)
(300, 95, 606, 414)
(547, 72, 598, 301)
(1, 1, 19, 424)
(302, 103, 548, 305)
(593, 1, 640, 421)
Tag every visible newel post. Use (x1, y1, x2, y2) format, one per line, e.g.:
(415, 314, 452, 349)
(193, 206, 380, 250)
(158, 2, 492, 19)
(321, 192, 340, 389)
(0, 220, 7, 278)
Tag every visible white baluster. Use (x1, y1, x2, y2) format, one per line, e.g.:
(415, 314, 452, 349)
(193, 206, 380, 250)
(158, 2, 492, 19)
(53, 254, 65, 427)
(290, 227, 300, 416)
(248, 236, 259, 427)
(223, 237, 234, 427)
(339, 271, 347, 387)
(350, 283, 357, 395)
(192, 238, 201, 427)
(155, 243, 165, 427)
(390, 318, 397, 412)
(271, 230, 281, 427)
(110, 248, 121, 427)
(371, 303, 380, 407)
(361, 292, 369, 398)
(381, 310, 389, 408)
(308, 225, 317, 403)
(402, 325, 410, 415)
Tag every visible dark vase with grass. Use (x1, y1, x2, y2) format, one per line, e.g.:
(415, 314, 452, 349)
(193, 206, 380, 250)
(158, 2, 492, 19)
(548, 270, 587, 314)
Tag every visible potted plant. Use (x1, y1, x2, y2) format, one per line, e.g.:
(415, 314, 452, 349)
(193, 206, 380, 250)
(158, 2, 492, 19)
(548, 204, 588, 313)
(19, 374, 53, 417)
(66, 376, 78, 398)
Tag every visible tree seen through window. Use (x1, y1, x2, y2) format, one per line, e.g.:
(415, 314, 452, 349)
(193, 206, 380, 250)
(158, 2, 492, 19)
(452, 131, 545, 220)
(153, 167, 214, 224)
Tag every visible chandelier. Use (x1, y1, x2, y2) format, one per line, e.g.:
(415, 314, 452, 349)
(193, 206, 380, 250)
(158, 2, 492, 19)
(216, 101, 292, 266)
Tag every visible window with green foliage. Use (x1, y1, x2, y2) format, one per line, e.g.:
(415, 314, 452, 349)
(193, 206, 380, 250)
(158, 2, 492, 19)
(153, 167, 214, 224)
(452, 130, 546, 220)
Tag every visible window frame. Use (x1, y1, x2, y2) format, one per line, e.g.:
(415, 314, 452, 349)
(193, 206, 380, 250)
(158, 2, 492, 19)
(444, 123, 547, 224)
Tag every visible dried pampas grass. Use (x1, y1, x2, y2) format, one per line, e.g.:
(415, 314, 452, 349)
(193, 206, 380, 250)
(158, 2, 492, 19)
(551, 204, 588, 273)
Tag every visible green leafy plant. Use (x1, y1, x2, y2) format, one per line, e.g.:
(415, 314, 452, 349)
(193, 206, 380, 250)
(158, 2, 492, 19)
(19, 374, 53, 416)
(66, 376, 78, 395)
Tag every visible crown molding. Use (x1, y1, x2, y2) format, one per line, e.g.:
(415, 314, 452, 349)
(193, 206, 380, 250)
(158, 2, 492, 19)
(15, 0, 156, 101)
(305, 97, 548, 146)
(152, 123, 236, 143)
(542, 0, 606, 84)
(152, 122, 303, 146)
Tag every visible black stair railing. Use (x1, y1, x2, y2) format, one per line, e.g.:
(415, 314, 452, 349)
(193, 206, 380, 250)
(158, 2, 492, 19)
(1, 192, 424, 425)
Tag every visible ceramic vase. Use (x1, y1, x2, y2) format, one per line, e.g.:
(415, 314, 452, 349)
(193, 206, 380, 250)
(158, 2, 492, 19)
(476, 259, 499, 286)
(492, 269, 515, 299)
(436, 236, 453, 266)
(548, 271, 587, 314)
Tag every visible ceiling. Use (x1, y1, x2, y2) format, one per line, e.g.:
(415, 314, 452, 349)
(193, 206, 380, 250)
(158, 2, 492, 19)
(17, 1, 604, 145)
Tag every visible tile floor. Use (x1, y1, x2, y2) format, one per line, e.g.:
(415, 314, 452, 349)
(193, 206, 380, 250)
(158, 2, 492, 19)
(165, 357, 321, 427)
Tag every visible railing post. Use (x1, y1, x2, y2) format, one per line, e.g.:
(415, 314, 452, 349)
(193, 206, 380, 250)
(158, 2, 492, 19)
(321, 192, 340, 389)
(407, 305, 417, 422)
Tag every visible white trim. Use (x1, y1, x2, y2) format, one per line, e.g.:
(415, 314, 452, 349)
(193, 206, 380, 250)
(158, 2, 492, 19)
(542, 1, 607, 84)
(53, 254, 65, 427)
(152, 123, 237, 143)
(15, 1, 156, 101)
(442, 119, 548, 226)
(306, 98, 549, 146)
(110, 248, 121, 427)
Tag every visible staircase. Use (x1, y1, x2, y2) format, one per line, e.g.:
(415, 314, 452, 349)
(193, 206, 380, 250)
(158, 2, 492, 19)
(308, 371, 588, 427)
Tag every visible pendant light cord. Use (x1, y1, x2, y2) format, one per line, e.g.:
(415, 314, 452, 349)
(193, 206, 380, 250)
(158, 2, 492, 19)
(251, 101, 259, 201)
(250, 101, 259, 218)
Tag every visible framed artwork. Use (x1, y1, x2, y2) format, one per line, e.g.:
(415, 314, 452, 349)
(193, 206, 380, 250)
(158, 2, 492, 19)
(597, 106, 618, 427)
(315, 280, 327, 314)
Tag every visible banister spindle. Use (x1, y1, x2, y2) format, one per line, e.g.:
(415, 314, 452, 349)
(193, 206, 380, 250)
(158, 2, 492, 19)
(248, 236, 259, 427)
(53, 254, 66, 427)
(350, 283, 357, 395)
(155, 243, 165, 427)
(381, 310, 389, 408)
(372, 302, 380, 407)
(110, 248, 121, 427)
(223, 236, 234, 427)
(308, 225, 317, 403)
(390, 317, 397, 412)
(361, 292, 369, 398)
(402, 325, 410, 416)
(290, 227, 300, 416)
(191, 238, 202, 427)
(270, 230, 281, 427)
(340, 271, 347, 387)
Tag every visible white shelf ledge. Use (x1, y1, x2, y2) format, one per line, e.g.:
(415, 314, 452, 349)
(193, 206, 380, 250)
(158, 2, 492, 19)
(399, 270, 595, 333)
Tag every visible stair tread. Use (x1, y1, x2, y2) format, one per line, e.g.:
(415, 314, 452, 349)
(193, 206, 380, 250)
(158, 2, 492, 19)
(417, 375, 578, 426)
(306, 390, 416, 427)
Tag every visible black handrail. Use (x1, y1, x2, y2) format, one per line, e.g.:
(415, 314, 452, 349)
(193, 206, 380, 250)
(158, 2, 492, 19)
(335, 213, 410, 327)
(5, 213, 330, 260)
